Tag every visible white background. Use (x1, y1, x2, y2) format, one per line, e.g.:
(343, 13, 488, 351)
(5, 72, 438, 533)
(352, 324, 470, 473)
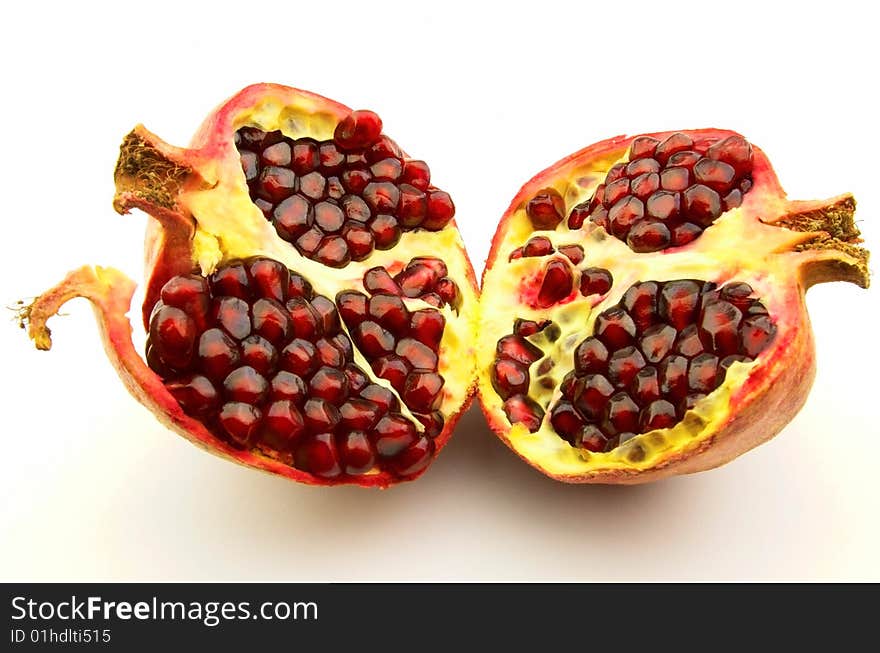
(1, 1, 877, 581)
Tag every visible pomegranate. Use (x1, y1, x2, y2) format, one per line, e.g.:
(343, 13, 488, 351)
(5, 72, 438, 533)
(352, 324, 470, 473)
(478, 129, 869, 483)
(19, 84, 478, 487)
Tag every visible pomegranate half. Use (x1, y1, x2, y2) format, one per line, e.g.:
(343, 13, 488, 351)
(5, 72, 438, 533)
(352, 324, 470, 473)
(478, 129, 869, 483)
(21, 84, 478, 488)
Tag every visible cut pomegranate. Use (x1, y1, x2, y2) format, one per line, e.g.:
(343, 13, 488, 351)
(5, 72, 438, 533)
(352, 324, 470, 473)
(20, 84, 478, 488)
(479, 128, 869, 484)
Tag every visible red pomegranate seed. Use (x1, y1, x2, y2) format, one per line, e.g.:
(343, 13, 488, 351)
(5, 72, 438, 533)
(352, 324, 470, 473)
(688, 353, 720, 393)
(396, 263, 439, 298)
(682, 184, 722, 226)
(289, 138, 318, 174)
(212, 296, 251, 340)
(339, 398, 382, 431)
(341, 168, 371, 194)
(396, 338, 438, 371)
(248, 258, 290, 303)
(220, 402, 262, 445)
(573, 374, 614, 420)
(269, 371, 307, 404)
(295, 433, 341, 478)
(673, 324, 704, 357)
(526, 187, 565, 230)
(251, 298, 291, 345)
(373, 414, 418, 457)
(260, 400, 306, 451)
(609, 197, 644, 238)
(397, 184, 428, 227)
(310, 295, 340, 335)
(502, 395, 544, 432)
(360, 383, 399, 413)
(706, 135, 752, 176)
(699, 300, 743, 356)
(318, 141, 345, 174)
(604, 178, 630, 207)
(574, 337, 608, 375)
(401, 160, 431, 190)
(423, 190, 455, 230)
(523, 236, 554, 257)
(223, 366, 268, 404)
(367, 136, 403, 163)
(607, 346, 647, 388)
(295, 226, 324, 254)
(344, 364, 369, 393)
(210, 262, 250, 300)
(240, 335, 278, 376)
(537, 259, 573, 308)
(658, 355, 688, 402)
(659, 280, 701, 330)
(390, 437, 434, 476)
(415, 411, 444, 438)
(314, 235, 351, 268)
(639, 323, 676, 363)
(333, 109, 383, 151)
(364, 266, 402, 295)
(629, 136, 660, 160)
(627, 219, 671, 252)
(160, 274, 209, 330)
(402, 372, 444, 412)
(568, 201, 590, 229)
(491, 358, 529, 399)
(240, 151, 259, 182)
(410, 309, 445, 349)
(150, 305, 196, 369)
(723, 189, 743, 211)
(370, 157, 403, 182)
(368, 214, 401, 249)
(668, 150, 702, 168)
(579, 267, 613, 297)
(363, 181, 400, 213)
(302, 398, 341, 433)
(258, 166, 297, 202)
(740, 315, 776, 358)
(281, 338, 318, 378)
(671, 222, 702, 246)
(645, 190, 680, 222)
(558, 244, 584, 265)
(340, 431, 375, 475)
(625, 158, 660, 177)
(336, 290, 368, 325)
(694, 158, 736, 193)
(630, 367, 661, 404)
(594, 308, 637, 349)
(550, 401, 585, 443)
(197, 328, 241, 381)
(353, 321, 395, 357)
(654, 133, 694, 166)
(622, 281, 659, 331)
(630, 172, 660, 200)
(371, 355, 411, 392)
(577, 424, 608, 452)
(368, 294, 409, 335)
(308, 367, 349, 404)
(496, 334, 542, 365)
(315, 338, 344, 368)
(165, 374, 219, 415)
(639, 399, 677, 431)
(604, 392, 640, 434)
(286, 297, 320, 339)
(312, 201, 345, 233)
(660, 167, 690, 191)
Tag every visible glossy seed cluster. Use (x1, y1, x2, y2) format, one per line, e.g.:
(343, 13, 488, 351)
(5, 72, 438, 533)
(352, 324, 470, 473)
(508, 236, 584, 264)
(234, 109, 455, 268)
(336, 257, 455, 436)
(568, 133, 754, 252)
(145, 256, 436, 479)
(548, 279, 776, 452)
(362, 257, 461, 311)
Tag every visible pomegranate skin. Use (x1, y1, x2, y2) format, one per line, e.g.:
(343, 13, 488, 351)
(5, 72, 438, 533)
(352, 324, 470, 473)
(478, 129, 869, 484)
(24, 84, 479, 488)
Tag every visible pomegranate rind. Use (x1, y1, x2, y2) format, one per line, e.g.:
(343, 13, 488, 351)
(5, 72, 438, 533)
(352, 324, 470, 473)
(479, 129, 868, 483)
(30, 83, 478, 488)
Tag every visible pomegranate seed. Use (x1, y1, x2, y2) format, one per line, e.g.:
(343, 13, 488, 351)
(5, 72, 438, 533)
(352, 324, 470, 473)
(165, 374, 219, 415)
(401, 160, 431, 189)
(659, 280, 701, 330)
(340, 431, 376, 475)
(251, 298, 291, 345)
(269, 371, 307, 404)
(668, 151, 702, 168)
(558, 244, 584, 264)
(435, 278, 460, 309)
(286, 297, 321, 339)
(609, 196, 644, 238)
(660, 167, 690, 191)
(396, 263, 439, 298)
(261, 141, 291, 167)
(370, 157, 402, 181)
(391, 437, 434, 476)
(402, 372, 444, 412)
(630, 367, 661, 404)
(629, 136, 660, 160)
(363, 181, 400, 213)
(415, 411, 444, 438)
(671, 222, 702, 246)
(492, 359, 529, 399)
(577, 425, 608, 452)
(607, 346, 647, 388)
(240, 151, 259, 181)
(706, 135, 752, 176)
(333, 109, 383, 151)
(302, 398, 341, 433)
(258, 166, 297, 202)
(220, 402, 262, 445)
(336, 290, 368, 325)
(594, 308, 637, 349)
(694, 158, 736, 193)
(197, 328, 241, 381)
(574, 337, 609, 375)
(639, 399, 677, 431)
(523, 236, 554, 257)
(568, 201, 590, 229)
(369, 294, 409, 334)
(526, 188, 565, 230)
(150, 305, 197, 370)
(604, 392, 640, 434)
(287, 272, 313, 299)
(295, 226, 324, 254)
(502, 395, 544, 432)
(604, 178, 630, 207)
(295, 433, 341, 478)
(339, 398, 382, 432)
(367, 136, 403, 163)
(740, 315, 776, 358)
(537, 259, 573, 308)
(248, 258, 290, 303)
(397, 184, 427, 227)
(658, 355, 688, 402)
(210, 262, 250, 300)
(371, 355, 411, 392)
(212, 296, 251, 340)
(368, 214, 401, 249)
(364, 266, 402, 295)
(343, 364, 369, 393)
(699, 300, 743, 356)
(579, 267, 613, 297)
(630, 172, 660, 200)
(313, 201, 345, 232)
(161, 274, 209, 330)
(396, 338, 438, 371)
(654, 133, 694, 166)
(223, 366, 269, 404)
(639, 324, 676, 363)
(573, 374, 614, 420)
(318, 141, 345, 174)
(622, 281, 659, 331)
(550, 401, 585, 443)
(682, 184, 722, 226)
(308, 367, 349, 404)
(310, 295, 340, 334)
(673, 324, 704, 357)
(625, 158, 660, 177)
(341, 168, 371, 194)
(240, 335, 278, 376)
(627, 219, 671, 252)
(261, 400, 306, 451)
(342, 223, 374, 261)
(423, 190, 455, 230)
(410, 309, 445, 349)
(353, 321, 395, 357)
(281, 338, 318, 377)
(314, 236, 351, 268)
(688, 353, 719, 393)
(373, 414, 418, 457)
(496, 334, 542, 365)
(360, 383, 400, 413)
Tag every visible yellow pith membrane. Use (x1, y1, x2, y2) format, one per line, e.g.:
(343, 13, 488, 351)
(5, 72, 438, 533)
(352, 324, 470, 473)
(478, 130, 869, 483)
(23, 84, 478, 487)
